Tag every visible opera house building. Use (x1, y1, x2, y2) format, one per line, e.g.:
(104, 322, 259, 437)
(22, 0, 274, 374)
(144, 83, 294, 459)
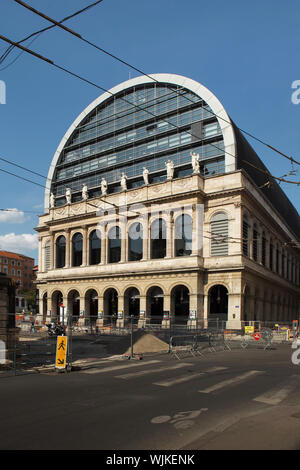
(35, 74, 300, 329)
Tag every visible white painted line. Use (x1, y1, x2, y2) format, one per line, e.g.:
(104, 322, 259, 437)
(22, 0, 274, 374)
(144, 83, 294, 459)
(81, 359, 161, 374)
(154, 366, 227, 388)
(253, 376, 300, 405)
(116, 362, 192, 379)
(198, 370, 264, 394)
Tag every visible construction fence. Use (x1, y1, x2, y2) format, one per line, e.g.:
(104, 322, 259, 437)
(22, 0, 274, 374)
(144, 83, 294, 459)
(0, 316, 298, 377)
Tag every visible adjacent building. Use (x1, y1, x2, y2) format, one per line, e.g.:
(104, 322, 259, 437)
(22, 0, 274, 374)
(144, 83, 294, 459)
(0, 251, 35, 312)
(35, 74, 300, 329)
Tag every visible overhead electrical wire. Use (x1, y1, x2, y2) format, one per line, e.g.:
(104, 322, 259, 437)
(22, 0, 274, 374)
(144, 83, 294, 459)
(0, 0, 104, 71)
(0, 31, 298, 188)
(13, 0, 300, 170)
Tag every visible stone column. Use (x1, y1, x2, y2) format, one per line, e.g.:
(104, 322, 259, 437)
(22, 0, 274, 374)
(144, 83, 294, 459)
(166, 212, 173, 259)
(65, 230, 71, 268)
(116, 294, 125, 328)
(162, 294, 171, 329)
(82, 226, 88, 267)
(50, 232, 55, 270)
(78, 295, 86, 326)
(138, 295, 147, 328)
(101, 225, 107, 265)
(96, 296, 104, 328)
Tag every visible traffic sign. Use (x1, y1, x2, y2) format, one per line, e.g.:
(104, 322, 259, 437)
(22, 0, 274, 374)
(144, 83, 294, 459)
(55, 335, 68, 370)
(254, 333, 261, 341)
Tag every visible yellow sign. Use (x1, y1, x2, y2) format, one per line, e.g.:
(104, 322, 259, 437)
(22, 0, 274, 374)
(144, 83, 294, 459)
(55, 336, 68, 369)
(244, 326, 254, 335)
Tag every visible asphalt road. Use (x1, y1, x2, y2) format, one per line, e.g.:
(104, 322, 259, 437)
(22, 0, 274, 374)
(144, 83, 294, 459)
(0, 343, 300, 451)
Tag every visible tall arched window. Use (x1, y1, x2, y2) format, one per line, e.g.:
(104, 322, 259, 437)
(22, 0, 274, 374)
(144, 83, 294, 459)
(175, 214, 192, 256)
(108, 226, 121, 263)
(56, 235, 66, 268)
(151, 218, 166, 259)
(128, 222, 143, 261)
(72, 233, 83, 267)
(89, 230, 101, 265)
(210, 212, 229, 256)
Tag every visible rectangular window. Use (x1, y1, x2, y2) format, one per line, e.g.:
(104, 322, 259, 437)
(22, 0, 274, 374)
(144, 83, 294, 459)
(203, 122, 219, 138)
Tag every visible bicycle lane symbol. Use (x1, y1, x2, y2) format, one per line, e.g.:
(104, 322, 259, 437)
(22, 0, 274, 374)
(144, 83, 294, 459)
(151, 409, 208, 430)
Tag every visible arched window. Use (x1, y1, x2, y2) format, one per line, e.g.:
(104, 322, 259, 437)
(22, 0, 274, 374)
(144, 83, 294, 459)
(108, 226, 121, 263)
(242, 216, 249, 256)
(72, 233, 83, 267)
(210, 212, 228, 256)
(89, 230, 101, 265)
(128, 222, 143, 261)
(175, 214, 192, 256)
(151, 218, 166, 259)
(56, 235, 66, 268)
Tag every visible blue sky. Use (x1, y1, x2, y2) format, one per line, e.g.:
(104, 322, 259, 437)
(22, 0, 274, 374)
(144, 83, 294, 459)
(0, 0, 299, 263)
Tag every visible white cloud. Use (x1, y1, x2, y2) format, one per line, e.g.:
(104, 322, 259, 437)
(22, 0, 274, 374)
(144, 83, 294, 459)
(0, 209, 26, 224)
(0, 233, 38, 252)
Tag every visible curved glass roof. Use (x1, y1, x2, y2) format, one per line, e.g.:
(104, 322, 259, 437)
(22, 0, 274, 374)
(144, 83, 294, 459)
(48, 76, 231, 207)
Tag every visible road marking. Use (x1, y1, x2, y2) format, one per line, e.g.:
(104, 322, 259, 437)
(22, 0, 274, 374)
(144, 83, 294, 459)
(116, 362, 192, 379)
(81, 359, 161, 374)
(153, 366, 227, 387)
(253, 376, 300, 405)
(198, 370, 264, 394)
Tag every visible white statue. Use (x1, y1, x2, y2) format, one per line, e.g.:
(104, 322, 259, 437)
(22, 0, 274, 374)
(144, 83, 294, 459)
(82, 184, 88, 201)
(65, 187, 71, 205)
(143, 167, 149, 185)
(165, 159, 174, 180)
(191, 152, 200, 174)
(50, 192, 55, 209)
(120, 172, 128, 191)
(101, 178, 108, 196)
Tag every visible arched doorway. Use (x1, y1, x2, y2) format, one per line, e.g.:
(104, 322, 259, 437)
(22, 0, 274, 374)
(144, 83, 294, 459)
(208, 284, 228, 327)
(171, 285, 190, 325)
(51, 290, 63, 321)
(124, 287, 140, 324)
(147, 286, 164, 324)
(103, 288, 118, 325)
(67, 290, 80, 324)
(85, 289, 98, 325)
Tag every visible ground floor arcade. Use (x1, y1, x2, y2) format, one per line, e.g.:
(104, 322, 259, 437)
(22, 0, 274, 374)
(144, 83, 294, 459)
(37, 270, 300, 329)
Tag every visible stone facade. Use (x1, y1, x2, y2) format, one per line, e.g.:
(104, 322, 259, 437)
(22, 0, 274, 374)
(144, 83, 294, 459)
(35, 170, 300, 329)
(0, 274, 19, 362)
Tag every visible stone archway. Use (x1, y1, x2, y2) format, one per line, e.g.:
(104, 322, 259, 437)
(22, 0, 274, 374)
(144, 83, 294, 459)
(171, 285, 190, 325)
(124, 287, 140, 324)
(67, 290, 80, 324)
(103, 288, 118, 325)
(208, 284, 228, 327)
(147, 286, 164, 324)
(85, 289, 98, 325)
(51, 290, 63, 321)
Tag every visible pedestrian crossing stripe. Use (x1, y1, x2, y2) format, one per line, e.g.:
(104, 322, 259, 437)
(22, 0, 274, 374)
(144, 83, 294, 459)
(198, 370, 264, 394)
(153, 367, 228, 387)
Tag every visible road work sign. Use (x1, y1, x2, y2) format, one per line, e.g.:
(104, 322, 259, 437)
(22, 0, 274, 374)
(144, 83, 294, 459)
(55, 336, 68, 369)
